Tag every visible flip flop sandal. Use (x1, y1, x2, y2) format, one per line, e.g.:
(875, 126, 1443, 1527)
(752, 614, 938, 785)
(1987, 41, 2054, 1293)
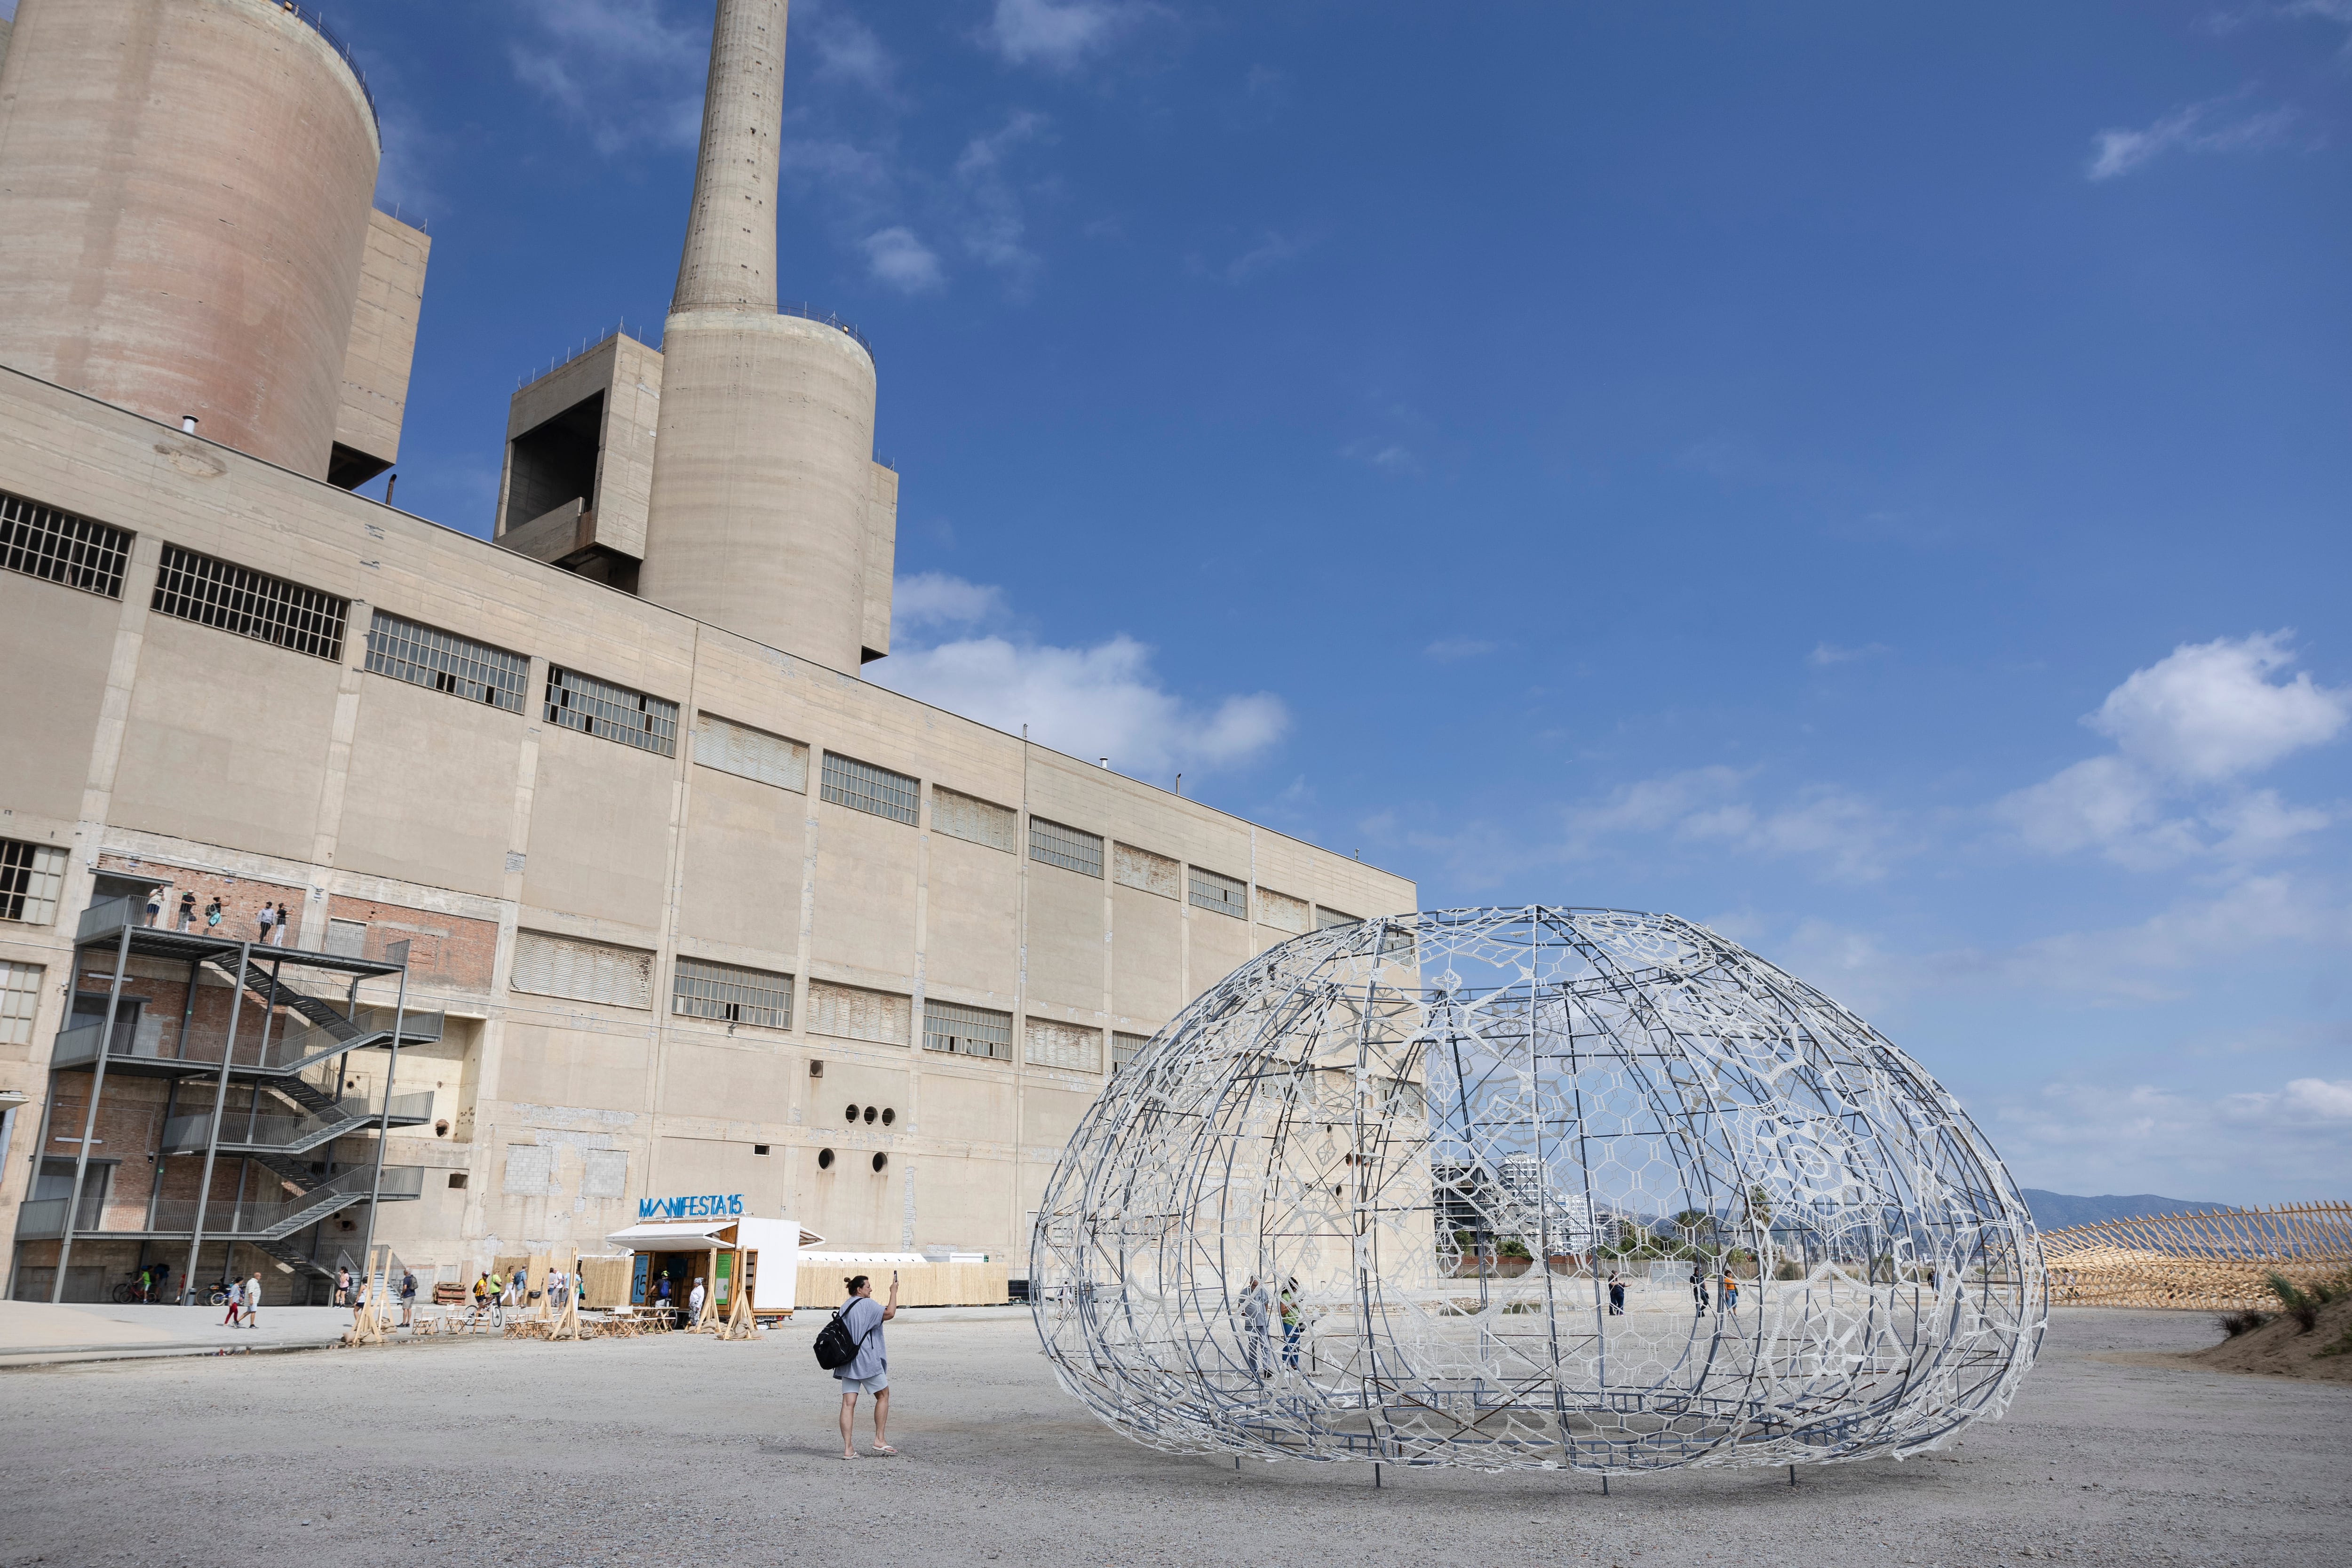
(870, 1444, 898, 1456)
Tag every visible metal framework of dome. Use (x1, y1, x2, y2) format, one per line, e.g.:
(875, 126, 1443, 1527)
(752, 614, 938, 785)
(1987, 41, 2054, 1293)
(1031, 907, 2046, 1474)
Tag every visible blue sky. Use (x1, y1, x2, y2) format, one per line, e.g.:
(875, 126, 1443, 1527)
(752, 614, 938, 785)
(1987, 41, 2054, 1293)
(311, 0, 2350, 1203)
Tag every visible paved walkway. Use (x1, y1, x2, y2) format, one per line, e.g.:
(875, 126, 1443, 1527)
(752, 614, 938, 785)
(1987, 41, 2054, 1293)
(0, 1301, 353, 1366)
(0, 1299, 1028, 1366)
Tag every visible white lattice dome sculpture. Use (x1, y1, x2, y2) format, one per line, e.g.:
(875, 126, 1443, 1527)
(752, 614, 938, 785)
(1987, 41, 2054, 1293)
(1031, 907, 2046, 1473)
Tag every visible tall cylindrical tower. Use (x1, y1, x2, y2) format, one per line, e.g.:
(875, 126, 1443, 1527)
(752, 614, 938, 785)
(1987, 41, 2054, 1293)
(0, 0, 381, 478)
(638, 0, 881, 673)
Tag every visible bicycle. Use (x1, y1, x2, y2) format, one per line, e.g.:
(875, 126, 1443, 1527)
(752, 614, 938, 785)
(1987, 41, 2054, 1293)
(109, 1274, 166, 1304)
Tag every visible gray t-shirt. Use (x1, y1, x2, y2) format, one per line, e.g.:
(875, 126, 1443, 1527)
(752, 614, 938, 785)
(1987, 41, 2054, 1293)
(834, 1295, 887, 1381)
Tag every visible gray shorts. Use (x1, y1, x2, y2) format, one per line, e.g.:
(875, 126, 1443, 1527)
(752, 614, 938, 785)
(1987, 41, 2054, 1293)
(838, 1372, 888, 1394)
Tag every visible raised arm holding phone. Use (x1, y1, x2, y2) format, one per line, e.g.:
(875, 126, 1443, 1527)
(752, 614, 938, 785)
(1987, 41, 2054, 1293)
(833, 1272, 898, 1458)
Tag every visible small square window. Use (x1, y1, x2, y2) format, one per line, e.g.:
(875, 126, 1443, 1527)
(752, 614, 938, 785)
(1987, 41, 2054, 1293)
(754, 1144, 771, 1155)
(447, 1173, 468, 1190)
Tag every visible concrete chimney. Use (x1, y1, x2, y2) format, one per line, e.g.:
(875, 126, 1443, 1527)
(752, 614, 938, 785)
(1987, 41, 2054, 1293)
(637, 0, 890, 673)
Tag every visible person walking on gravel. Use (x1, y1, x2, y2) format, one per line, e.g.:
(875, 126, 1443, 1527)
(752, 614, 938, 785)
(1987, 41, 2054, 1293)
(834, 1273, 898, 1459)
(241, 1272, 262, 1329)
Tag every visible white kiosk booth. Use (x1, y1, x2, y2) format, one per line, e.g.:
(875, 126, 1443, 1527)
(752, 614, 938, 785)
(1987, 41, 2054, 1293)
(603, 1213, 820, 1324)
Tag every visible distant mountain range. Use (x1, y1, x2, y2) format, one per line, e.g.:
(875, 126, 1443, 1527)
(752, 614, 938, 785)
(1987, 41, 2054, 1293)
(2022, 1189, 2233, 1230)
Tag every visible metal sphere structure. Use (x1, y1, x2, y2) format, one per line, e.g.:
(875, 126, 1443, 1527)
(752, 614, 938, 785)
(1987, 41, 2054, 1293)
(1031, 907, 2046, 1473)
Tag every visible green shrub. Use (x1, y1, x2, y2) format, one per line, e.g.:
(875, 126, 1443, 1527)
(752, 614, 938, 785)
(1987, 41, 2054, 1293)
(2266, 1272, 2320, 1333)
(1774, 1259, 1804, 1281)
(2217, 1310, 2271, 1338)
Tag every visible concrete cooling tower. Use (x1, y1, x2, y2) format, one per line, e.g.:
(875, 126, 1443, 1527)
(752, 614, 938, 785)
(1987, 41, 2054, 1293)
(0, 0, 386, 480)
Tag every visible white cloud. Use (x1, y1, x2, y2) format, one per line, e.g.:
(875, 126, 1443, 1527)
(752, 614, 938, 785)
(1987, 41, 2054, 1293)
(891, 571, 1004, 634)
(1782, 874, 2352, 1007)
(1996, 632, 2346, 867)
(955, 113, 1050, 279)
(1424, 637, 1496, 663)
(1562, 766, 1906, 884)
(509, 0, 707, 155)
(863, 226, 945, 293)
(1807, 641, 1891, 668)
(1223, 230, 1307, 283)
(2089, 630, 2347, 781)
(2087, 96, 2303, 180)
(985, 0, 1148, 70)
(1340, 439, 1420, 475)
(1993, 1074, 2352, 1200)
(805, 7, 896, 93)
(872, 574, 1288, 778)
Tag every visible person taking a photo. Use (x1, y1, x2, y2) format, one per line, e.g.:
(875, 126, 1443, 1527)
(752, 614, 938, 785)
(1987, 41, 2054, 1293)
(834, 1272, 898, 1459)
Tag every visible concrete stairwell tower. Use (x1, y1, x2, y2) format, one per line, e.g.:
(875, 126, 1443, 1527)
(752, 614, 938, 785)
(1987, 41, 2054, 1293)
(637, 0, 889, 672)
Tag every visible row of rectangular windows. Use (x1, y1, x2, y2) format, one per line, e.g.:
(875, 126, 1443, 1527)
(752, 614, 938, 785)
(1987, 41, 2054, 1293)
(656, 954, 1122, 1075)
(4, 491, 1368, 926)
(0, 489, 680, 757)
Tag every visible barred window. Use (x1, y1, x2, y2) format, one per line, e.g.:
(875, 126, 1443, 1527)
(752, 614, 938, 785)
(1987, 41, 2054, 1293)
(1112, 1031, 1152, 1075)
(931, 787, 1015, 852)
(545, 665, 677, 756)
(809, 981, 911, 1046)
(923, 999, 1013, 1062)
(693, 714, 807, 792)
(152, 544, 347, 659)
(0, 839, 68, 925)
(1189, 866, 1247, 919)
(1316, 906, 1361, 929)
(1113, 843, 1178, 898)
(1029, 818, 1103, 879)
(365, 610, 527, 712)
(0, 960, 42, 1048)
(673, 957, 793, 1030)
(1257, 888, 1310, 934)
(1, 489, 132, 598)
(1025, 1018, 1101, 1073)
(820, 752, 918, 825)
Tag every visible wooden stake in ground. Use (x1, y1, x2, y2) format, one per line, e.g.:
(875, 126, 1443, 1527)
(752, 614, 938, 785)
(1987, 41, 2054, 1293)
(716, 1278, 759, 1340)
(549, 1254, 583, 1342)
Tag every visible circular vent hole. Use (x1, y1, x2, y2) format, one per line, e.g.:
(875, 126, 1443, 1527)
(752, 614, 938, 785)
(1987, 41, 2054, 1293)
(862, 1105, 877, 1124)
(872, 1152, 889, 1173)
(845, 1103, 859, 1123)
(817, 1148, 835, 1170)
(880, 1107, 896, 1126)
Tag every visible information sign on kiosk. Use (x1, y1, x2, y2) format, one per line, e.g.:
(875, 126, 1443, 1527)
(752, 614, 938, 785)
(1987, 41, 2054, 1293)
(604, 1196, 819, 1324)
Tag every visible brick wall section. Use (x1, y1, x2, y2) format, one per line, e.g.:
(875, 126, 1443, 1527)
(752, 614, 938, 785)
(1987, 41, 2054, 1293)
(324, 895, 497, 992)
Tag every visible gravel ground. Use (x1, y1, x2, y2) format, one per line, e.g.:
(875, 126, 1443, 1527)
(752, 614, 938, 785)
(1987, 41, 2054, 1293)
(4, 1307, 2343, 1567)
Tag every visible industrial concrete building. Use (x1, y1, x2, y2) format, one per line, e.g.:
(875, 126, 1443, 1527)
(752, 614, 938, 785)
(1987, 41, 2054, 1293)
(0, 0, 1412, 1303)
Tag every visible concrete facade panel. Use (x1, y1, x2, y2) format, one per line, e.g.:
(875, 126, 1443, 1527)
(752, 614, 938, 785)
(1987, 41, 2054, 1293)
(0, 570, 118, 821)
(491, 1023, 653, 1115)
(677, 765, 801, 958)
(519, 729, 675, 930)
(334, 210, 430, 473)
(1023, 862, 1106, 1013)
(656, 1037, 795, 1126)
(1111, 883, 1184, 1026)
(922, 836, 1019, 1001)
(336, 674, 523, 900)
(106, 616, 343, 860)
(808, 799, 916, 985)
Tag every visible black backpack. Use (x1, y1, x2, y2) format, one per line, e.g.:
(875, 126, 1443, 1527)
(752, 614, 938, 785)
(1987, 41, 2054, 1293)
(813, 1303, 876, 1370)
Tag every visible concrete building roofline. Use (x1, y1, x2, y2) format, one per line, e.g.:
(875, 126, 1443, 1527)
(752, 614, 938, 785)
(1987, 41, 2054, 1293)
(0, 358, 1411, 890)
